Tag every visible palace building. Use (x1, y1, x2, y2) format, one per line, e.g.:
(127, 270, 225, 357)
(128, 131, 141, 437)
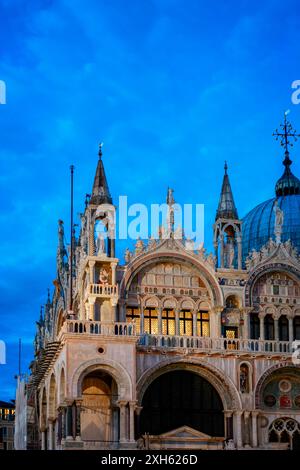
(15, 115, 300, 450)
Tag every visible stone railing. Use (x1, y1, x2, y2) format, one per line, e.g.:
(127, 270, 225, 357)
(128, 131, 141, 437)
(60, 320, 135, 337)
(89, 284, 118, 296)
(138, 334, 294, 354)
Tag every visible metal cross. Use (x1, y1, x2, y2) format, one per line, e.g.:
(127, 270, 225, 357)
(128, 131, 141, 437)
(273, 111, 300, 153)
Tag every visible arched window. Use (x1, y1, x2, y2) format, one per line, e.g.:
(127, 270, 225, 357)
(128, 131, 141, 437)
(197, 311, 209, 337)
(294, 316, 300, 340)
(162, 309, 175, 335)
(250, 313, 260, 339)
(179, 310, 193, 336)
(279, 316, 289, 341)
(126, 307, 140, 334)
(144, 308, 158, 334)
(264, 314, 274, 340)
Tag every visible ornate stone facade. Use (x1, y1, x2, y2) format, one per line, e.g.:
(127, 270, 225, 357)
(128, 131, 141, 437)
(15, 140, 300, 451)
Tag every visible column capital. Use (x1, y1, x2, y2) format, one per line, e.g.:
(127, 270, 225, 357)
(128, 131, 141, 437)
(117, 400, 128, 408)
(251, 410, 259, 417)
(212, 305, 224, 314)
(223, 410, 233, 418)
(234, 410, 243, 417)
(244, 411, 251, 419)
(128, 400, 138, 408)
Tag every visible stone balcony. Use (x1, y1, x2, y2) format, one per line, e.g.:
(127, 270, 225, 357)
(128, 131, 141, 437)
(59, 320, 135, 338)
(85, 283, 118, 299)
(138, 334, 295, 356)
(57, 320, 298, 357)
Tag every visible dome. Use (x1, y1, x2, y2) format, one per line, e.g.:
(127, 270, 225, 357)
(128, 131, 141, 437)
(242, 194, 300, 261)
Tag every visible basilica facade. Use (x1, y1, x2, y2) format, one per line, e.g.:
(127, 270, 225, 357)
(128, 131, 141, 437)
(15, 117, 300, 450)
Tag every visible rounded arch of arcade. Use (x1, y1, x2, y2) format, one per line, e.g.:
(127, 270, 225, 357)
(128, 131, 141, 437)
(255, 363, 300, 408)
(120, 251, 223, 306)
(71, 358, 133, 400)
(245, 262, 300, 308)
(137, 358, 242, 411)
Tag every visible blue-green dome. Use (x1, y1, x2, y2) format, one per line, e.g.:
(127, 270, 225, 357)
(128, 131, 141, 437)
(242, 194, 300, 261)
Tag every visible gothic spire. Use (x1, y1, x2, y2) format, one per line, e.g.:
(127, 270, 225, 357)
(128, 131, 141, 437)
(215, 162, 238, 221)
(89, 143, 113, 205)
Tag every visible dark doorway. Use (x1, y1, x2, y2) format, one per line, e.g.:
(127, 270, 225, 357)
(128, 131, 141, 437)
(139, 370, 224, 437)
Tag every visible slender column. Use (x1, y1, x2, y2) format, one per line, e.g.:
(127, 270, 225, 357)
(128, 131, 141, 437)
(237, 236, 242, 270)
(135, 406, 143, 441)
(75, 400, 82, 441)
(57, 410, 62, 445)
(111, 263, 117, 285)
(111, 304, 117, 322)
(89, 260, 95, 284)
(213, 241, 218, 268)
(259, 314, 265, 340)
(212, 307, 223, 337)
(158, 307, 162, 335)
(41, 430, 46, 450)
(88, 298, 95, 321)
(242, 308, 250, 339)
(244, 411, 250, 447)
(251, 411, 258, 448)
(224, 410, 233, 439)
(140, 305, 144, 334)
(66, 405, 73, 440)
(129, 401, 137, 443)
(110, 239, 116, 258)
(62, 407, 66, 440)
(220, 234, 224, 268)
(234, 411, 243, 448)
(274, 316, 279, 341)
(193, 311, 197, 336)
(175, 309, 180, 336)
(48, 419, 54, 450)
(288, 317, 293, 343)
(118, 401, 128, 443)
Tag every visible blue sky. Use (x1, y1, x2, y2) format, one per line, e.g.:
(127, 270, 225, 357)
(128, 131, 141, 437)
(0, 0, 300, 400)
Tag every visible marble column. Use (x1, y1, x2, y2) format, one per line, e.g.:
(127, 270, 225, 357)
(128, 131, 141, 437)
(48, 419, 54, 450)
(75, 400, 82, 441)
(274, 317, 279, 342)
(251, 411, 258, 448)
(193, 311, 197, 336)
(140, 305, 144, 334)
(89, 260, 95, 284)
(237, 236, 242, 270)
(111, 262, 117, 285)
(175, 309, 180, 336)
(288, 317, 294, 343)
(41, 430, 46, 450)
(129, 401, 137, 443)
(220, 234, 224, 268)
(66, 405, 73, 440)
(88, 298, 96, 321)
(234, 411, 243, 448)
(211, 307, 223, 338)
(158, 308, 162, 335)
(242, 308, 251, 339)
(118, 401, 128, 443)
(259, 314, 265, 341)
(224, 410, 233, 439)
(244, 411, 250, 447)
